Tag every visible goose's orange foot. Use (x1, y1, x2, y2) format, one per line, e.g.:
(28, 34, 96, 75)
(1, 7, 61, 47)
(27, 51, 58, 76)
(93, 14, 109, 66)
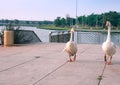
(67, 59, 73, 62)
(106, 62, 112, 65)
(72, 56, 76, 62)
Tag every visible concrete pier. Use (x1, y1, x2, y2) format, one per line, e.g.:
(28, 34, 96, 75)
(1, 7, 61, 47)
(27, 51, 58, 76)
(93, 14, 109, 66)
(0, 43, 120, 85)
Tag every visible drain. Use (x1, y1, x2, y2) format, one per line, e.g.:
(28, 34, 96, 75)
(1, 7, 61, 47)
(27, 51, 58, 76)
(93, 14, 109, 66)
(35, 56, 40, 58)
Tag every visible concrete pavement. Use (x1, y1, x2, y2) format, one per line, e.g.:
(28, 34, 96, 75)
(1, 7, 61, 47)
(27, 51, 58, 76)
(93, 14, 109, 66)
(0, 43, 120, 85)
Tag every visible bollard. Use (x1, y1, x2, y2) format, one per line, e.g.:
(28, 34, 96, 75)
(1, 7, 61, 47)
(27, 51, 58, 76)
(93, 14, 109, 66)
(4, 30, 14, 47)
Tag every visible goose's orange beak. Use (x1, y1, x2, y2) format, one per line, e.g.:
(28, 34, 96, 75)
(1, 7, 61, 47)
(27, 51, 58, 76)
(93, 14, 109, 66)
(71, 28, 74, 33)
(106, 21, 111, 27)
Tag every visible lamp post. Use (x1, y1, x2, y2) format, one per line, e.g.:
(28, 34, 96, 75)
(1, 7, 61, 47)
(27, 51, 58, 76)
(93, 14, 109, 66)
(75, 0, 78, 28)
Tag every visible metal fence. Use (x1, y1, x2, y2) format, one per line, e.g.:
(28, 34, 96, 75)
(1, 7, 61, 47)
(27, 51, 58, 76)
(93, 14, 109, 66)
(0, 30, 41, 45)
(49, 30, 120, 45)
(49, 31, 70, 43)
(77, 32, 101, 44)
(14, 30, 41, 44)
(76, 31, 120, 45)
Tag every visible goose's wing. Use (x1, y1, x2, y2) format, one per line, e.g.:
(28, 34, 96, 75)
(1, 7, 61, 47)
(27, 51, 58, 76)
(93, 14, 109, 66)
(110, 42, 116, 55)
(102, 41, 116, 55)
(111, 42, 116, 48)
(64, 41, 77, 55)
(102, 41, 107, 52)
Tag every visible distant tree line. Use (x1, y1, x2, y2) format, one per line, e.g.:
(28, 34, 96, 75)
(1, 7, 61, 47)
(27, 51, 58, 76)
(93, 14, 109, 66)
(53, 11, 120, 28)
(0, 11, 120, 28)
(0, 19, 53, 26)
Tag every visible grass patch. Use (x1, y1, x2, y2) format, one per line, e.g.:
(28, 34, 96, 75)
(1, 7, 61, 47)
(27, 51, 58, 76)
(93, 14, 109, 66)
(37, 25, 71, 30)
(37, 25, 120, 31)
(97, 75, 103, 80)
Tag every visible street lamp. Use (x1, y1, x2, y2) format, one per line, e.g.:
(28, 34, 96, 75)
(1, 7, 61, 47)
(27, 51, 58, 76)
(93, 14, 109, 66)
(75, 0, 78, 28)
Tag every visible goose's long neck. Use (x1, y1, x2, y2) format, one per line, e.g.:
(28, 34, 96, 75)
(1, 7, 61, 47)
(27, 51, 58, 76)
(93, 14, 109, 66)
(106, 26, 111, 42)
(70, 32, 73, 41)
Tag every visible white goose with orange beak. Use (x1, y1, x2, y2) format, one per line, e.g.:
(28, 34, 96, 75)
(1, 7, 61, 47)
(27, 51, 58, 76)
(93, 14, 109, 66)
(64, 28, 77, 62)
(102, 21, 116, 65)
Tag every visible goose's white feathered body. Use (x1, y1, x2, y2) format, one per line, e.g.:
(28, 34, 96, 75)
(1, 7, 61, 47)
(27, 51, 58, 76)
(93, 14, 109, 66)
(102, 21, 116, 65)
(102, 41, 116, 56)
(65, 41, 77, 56)
(64, 28, 77, 62)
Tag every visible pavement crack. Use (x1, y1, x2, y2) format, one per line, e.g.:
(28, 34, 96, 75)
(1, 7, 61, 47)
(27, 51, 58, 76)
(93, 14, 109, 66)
(98, 63, 107, 85)
(0, 58, 38, 73)
(32, 61, 67, 85)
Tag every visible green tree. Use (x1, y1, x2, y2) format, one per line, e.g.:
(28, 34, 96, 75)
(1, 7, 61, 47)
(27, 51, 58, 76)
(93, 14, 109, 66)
(54, 17, 61, 27)
(66, 14, 71, 27)
(61, 18, 66, 27)
(14, 19, 19, 25)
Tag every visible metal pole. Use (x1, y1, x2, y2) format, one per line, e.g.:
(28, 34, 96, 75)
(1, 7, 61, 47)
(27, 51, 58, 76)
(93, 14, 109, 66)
(49, 32, 52, 42)
(75, 0, 78, 28)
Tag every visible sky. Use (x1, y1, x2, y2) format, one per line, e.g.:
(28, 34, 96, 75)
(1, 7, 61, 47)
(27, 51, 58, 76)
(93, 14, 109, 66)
(0, 0, 120, 21)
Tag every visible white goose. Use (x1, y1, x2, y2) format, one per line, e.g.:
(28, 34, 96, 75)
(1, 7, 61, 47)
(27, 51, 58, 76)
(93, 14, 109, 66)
(64, 28, 77, 62)
(102, 21, 116, 65)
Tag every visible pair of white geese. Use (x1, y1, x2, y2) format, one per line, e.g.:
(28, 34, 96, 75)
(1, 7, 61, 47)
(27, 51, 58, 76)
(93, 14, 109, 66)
(64, 21, 116, 65)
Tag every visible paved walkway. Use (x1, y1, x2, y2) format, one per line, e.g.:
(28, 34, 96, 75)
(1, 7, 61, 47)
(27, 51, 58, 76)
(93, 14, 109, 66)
(0, 43, 120, 85)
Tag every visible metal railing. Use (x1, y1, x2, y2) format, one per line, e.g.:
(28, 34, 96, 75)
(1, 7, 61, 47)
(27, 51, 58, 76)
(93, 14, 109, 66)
(49, 30, 120, 45)
(76, 30, 120, 45)
(14, 30, 41, 44)
(49, 31, 71, 43)
(0, 30, 41, 45)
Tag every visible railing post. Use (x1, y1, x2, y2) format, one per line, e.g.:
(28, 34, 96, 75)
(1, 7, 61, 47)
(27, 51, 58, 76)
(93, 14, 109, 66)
(49, 32, 52, 42)
(72, 32, 74, 41)
(57, 32, 60, 42)
(62, 31, 64, 42)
